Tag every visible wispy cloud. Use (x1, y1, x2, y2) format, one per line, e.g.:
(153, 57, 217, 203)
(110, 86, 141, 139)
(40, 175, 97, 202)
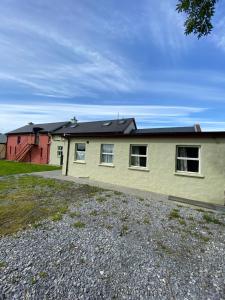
(0, 0, 224, 131)
(208, 1, 225, 51)
(0, 0, 194, 100)
(0, 102, 206, 132)
(0, 8, 139, 98)
(143, 0, 188, 54)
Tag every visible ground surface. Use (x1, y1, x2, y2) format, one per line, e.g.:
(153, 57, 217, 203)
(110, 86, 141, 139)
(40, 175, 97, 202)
(0, 161, 61, 176)
(0, 175, 225, 299)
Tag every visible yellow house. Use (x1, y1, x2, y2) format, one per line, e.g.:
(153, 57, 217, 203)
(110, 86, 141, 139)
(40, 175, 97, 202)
(52, 118, 225, 206)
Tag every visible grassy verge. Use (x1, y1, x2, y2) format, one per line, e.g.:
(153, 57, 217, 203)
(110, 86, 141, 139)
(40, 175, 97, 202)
(0, 175, 102, 236)
(0, 160, 61, 176)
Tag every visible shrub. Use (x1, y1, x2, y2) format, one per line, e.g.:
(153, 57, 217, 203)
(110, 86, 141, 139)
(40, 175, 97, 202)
(169, 209, 181, 220)
(96, 196, 107, 203)
(203, 214, 223, 225)
(69, 211, 81, 218)
(90, 210, 98, 216)
(51, 213, 62, 222)
(73, 221, 85, 228)
(119, 224, 129, 236)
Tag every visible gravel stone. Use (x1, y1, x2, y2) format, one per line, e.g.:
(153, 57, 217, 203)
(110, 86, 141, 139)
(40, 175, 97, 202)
(0, 184, 225, 299)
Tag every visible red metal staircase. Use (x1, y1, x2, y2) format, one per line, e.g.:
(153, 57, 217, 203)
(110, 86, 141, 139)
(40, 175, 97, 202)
(15, 142, 34, 162)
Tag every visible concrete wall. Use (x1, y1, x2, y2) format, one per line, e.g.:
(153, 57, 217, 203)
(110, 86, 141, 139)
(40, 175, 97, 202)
(63, 136, 225, 205)
(49, 136, 65, 166)
(0, 144, 6, 159)
(7, 134, 50, 164)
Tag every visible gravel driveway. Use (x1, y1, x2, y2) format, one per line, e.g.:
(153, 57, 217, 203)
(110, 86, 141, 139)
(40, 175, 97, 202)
(0, 180, 225, 299)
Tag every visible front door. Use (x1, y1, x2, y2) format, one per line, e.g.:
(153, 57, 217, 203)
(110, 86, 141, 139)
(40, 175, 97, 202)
(57, 145, 63, 166)
(60, 154, 63, 166)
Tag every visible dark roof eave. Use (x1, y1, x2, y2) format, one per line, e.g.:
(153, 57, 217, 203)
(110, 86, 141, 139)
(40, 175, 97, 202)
(61, 131, 225, 138)
(130, 131, 225, 138)
(62, 132, 127, 138)
(7, 131, 45, 135)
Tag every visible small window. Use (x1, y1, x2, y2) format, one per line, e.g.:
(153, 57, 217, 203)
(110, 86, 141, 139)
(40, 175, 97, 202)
(75, 143, 85, 161)
(35, 133, 39, 145)
(100, 144, 114, 164)
(102, 122, 112, 126)
(118, 119, 126, 125)
(40, 148, 43, 158)
(130, 145, 147, 168)
(57, 146, 63, 158)
(17, 136, 21, 144)
(176, 146, 200, 173)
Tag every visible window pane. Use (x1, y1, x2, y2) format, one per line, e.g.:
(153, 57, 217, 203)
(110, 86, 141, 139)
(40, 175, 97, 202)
(177, 159, 199, 172)
(77, 151, 85, 161)
(131, 146, 146, 155)
(77, 143, 85, 151)
(102, 144, 114, 153)
(177, 147, 198, 158)
(131, 156, 147, 167)
(187, 160, 199, 172)
(139, 157, 147, 167)
(75, 143, 85, 160)
(177, 159, 188, 171)
(131, 156, 139, 166)
(101, 154, 113, 163)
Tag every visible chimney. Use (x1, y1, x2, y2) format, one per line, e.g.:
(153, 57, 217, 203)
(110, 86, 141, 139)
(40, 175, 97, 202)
(194, 124, 201, 132)
(70, 116, 78, 124)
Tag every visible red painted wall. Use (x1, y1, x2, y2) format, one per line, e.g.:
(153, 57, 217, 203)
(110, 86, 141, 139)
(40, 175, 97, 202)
(6, 133, 50, 164)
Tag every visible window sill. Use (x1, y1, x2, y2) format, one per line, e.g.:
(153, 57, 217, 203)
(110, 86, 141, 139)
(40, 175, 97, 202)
(98, 163, 115, 168)
(73, 160, 86, 164)
(128, 167, 149, 172)
(174, 172, 204, 178)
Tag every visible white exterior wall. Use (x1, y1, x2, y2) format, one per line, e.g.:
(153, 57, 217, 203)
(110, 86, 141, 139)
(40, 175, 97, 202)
(62, 136, 225, 205)
(49, 135, 66, 166)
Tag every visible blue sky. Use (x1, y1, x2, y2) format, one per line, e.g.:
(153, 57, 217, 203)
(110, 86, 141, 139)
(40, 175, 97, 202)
(1, 0, 225, 132)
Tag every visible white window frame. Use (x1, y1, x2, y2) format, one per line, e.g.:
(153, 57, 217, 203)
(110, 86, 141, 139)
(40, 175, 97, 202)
(129, 144, 148, 169)
(57, 146, 63, 158)
(75, 143, 86, 162)
(100, 144, 114, 165)
(176, 145, 201, 174)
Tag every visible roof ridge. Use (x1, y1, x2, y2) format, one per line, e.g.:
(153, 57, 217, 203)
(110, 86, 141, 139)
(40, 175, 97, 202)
(136, 125, 195, 130)
(74, 118, 134, 125)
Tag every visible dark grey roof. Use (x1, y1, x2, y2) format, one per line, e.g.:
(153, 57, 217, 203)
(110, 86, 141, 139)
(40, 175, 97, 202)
(54, 118, 136, 135)
(7, 122, 69, 135)
(0, 134, 6, 143)
(133, 126, 198, 135)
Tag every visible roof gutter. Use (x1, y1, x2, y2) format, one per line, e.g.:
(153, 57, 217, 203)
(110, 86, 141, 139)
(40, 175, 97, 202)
(55, 131, 225, 139)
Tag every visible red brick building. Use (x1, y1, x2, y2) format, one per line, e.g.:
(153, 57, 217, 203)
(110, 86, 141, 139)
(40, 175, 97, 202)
(6, 122, 68, 164)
